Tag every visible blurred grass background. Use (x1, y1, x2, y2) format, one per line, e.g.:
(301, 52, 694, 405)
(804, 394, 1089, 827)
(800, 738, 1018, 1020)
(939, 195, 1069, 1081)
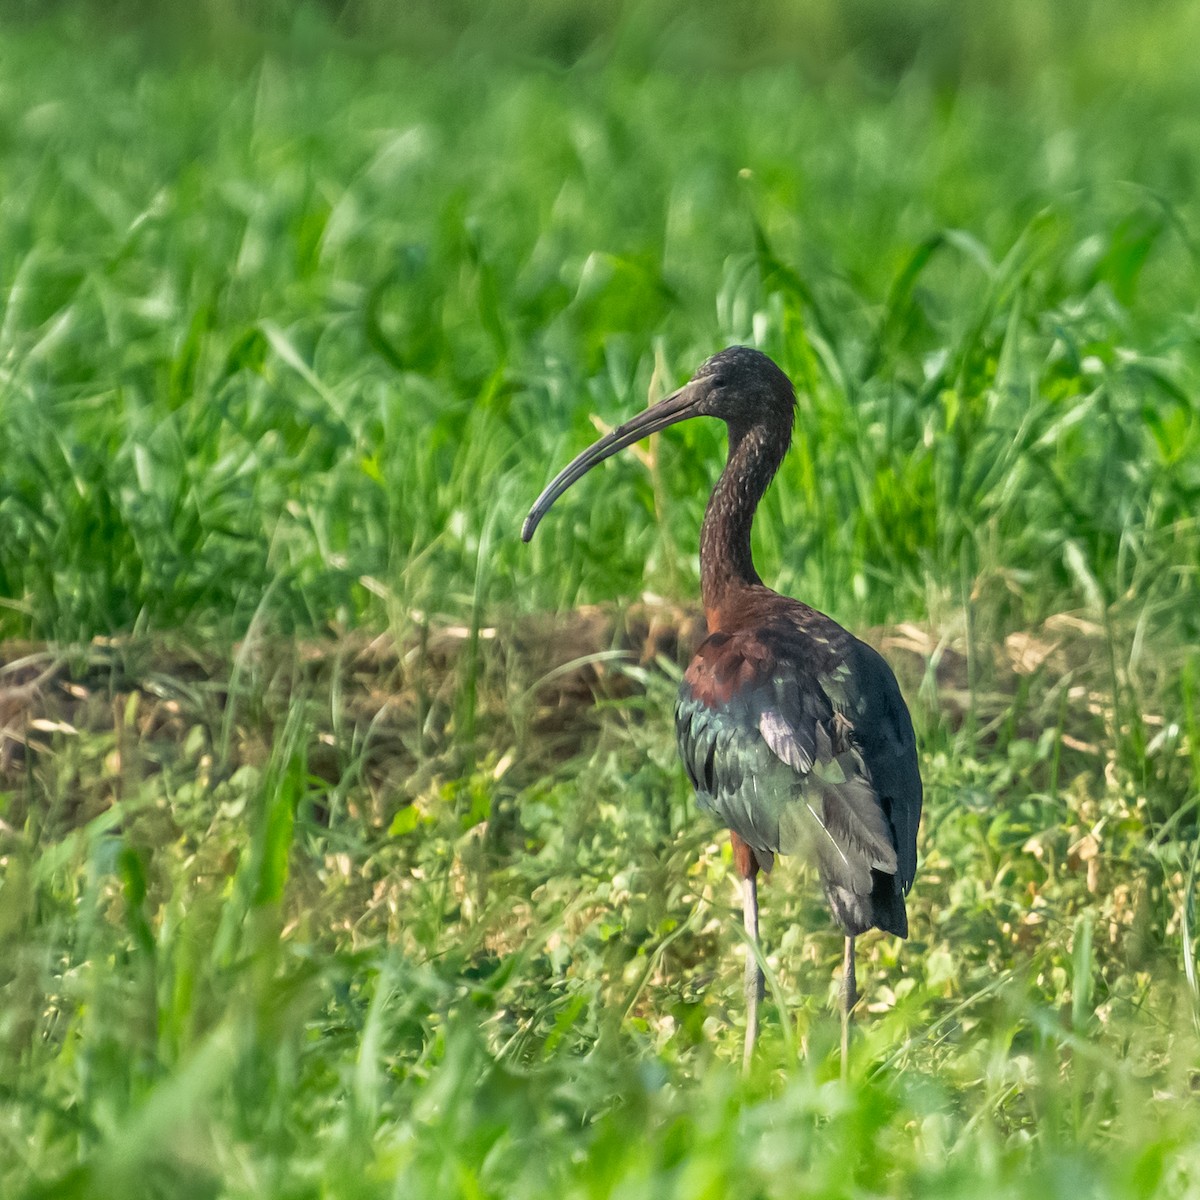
(1, 0, 1197, 642)
(2, 1, 1200, 1197)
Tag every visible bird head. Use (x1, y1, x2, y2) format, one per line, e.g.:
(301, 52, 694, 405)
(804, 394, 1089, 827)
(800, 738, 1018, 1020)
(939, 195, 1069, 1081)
(521, 346, 795, 542)
(688, 346, 796, 433)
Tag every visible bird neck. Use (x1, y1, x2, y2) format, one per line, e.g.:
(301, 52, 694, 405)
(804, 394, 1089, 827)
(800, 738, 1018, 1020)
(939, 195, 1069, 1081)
(700, 421, 789, 630)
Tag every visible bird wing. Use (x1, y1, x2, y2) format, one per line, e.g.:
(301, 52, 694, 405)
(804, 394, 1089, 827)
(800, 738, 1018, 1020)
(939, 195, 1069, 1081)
(675, 615, 921, 909)
(830, 636, 923, 893)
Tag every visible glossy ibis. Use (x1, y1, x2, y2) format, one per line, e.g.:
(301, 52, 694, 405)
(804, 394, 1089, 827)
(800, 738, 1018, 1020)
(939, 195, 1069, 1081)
(522, 347, 922, 1070)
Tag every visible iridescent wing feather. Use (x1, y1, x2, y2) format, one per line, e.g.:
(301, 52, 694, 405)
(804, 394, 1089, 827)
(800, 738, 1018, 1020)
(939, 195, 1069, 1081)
(674, 608, 921, 937)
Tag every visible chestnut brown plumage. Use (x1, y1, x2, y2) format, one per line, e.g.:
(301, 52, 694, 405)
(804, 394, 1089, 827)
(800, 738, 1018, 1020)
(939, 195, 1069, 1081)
(522, 347, 922, 1071)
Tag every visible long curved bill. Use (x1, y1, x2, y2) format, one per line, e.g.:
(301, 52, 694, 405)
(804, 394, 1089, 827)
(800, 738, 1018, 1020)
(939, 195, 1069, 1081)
(521, 380, 704, 542)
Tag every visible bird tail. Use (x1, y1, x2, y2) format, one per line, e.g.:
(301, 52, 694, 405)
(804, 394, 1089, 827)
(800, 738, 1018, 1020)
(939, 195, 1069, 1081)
(866, 869, 908, 938)
(824, 873, 908, 938)
(778, 770, 906, 938)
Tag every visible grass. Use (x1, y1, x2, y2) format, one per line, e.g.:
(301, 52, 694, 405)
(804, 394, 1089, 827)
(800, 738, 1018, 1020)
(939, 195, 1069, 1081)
(2, 1, 1200, 1195)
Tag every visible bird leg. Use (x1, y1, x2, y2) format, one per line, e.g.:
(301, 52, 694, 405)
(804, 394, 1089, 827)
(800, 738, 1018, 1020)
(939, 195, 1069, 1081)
(732, 833, 764, 1073)
(741, 873, 763, 1072)
(840, 934, 857, 1080)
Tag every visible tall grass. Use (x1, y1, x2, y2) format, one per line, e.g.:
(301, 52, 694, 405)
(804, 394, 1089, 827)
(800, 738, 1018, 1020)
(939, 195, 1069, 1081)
(0, 0, 1197, 640)
(2, 2, 1200, 1196)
